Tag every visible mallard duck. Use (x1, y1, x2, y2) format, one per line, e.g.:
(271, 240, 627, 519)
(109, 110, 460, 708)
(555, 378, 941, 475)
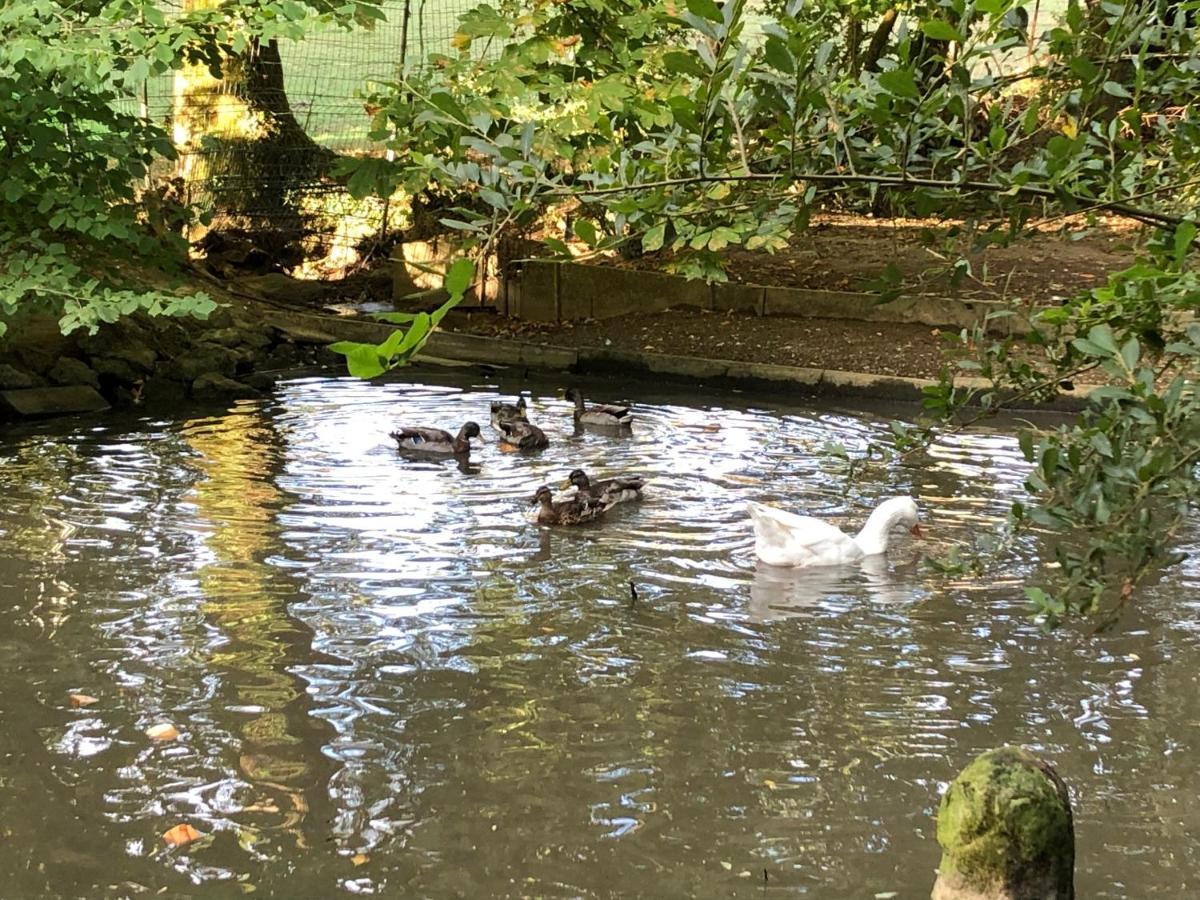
(389, 421, 481, 456)
(498, 419, 550, 451)
(490, 396, 528, 428)
(528, 485, 609, 526)
(747, 496, 922, 568)
(564, 387, 633, 427)
(564, 468, 644, 505)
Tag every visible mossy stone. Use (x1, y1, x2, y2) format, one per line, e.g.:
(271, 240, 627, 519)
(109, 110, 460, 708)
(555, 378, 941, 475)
(933, 747, 1073, 900)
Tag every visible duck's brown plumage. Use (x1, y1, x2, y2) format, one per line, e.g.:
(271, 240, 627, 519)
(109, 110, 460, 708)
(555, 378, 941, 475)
(529, 485, 609, 525)
(499, 419, 550, 450)
(490, 397, 528, 429)
(565, 469, 645, 505)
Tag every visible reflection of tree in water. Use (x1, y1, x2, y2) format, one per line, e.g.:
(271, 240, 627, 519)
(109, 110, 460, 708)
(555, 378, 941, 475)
(184, 407, 336, 852)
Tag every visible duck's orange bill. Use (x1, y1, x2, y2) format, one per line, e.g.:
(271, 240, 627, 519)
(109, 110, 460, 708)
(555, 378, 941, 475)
(910, 523, 924, 538)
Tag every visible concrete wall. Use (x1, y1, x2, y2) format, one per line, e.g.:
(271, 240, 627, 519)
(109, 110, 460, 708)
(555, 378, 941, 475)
(505, 260, 1034, 335)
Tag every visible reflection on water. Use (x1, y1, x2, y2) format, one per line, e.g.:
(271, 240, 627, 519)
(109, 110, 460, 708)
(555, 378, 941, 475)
(749, 556, 917, 621)
(0, 367, 1198, 897)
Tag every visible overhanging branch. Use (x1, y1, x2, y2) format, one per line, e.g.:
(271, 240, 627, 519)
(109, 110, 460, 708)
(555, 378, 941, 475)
(565, 171, 1193, 232)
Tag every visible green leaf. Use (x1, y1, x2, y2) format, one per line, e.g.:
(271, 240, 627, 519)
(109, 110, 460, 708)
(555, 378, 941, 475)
(643, 222, 666, 253)
(663, 51, 707, 78)
(1119, 337, 1140, 371)
(1101, 80, 1132, 99)
(920, 20, 960, 42)
(428, 91, 469, 123)
(1085, 324, 1119, 355)
(988, 124, 1005, 152)
(1173, 220, 1196, 265)
(1071, 337, 1108, 358)
(877, 68, 920, 101)
(686, 0, 724, 23)
(329, 341, 387, 378)
(574, 219, 598, 246)
(1089, 432, 1114, 458)
(444, 258, 475, 299)
(762, 36, 794, 74)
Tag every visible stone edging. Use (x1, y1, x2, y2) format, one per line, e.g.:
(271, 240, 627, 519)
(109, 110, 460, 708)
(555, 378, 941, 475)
(424, 331, 1091, 413)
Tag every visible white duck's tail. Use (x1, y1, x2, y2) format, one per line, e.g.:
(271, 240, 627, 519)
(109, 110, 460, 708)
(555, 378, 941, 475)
(746, 501, 796, 552)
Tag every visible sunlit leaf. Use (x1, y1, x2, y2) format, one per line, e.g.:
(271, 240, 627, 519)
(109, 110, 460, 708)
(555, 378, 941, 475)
(162, 823, 202, 847)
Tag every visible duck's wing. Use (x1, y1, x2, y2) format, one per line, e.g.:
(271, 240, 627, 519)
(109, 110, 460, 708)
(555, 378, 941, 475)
(391, 427, 453, 447)
(596, 475, 645, 502)
(746, 501, 857, 567)
(591, 402, 632, 419)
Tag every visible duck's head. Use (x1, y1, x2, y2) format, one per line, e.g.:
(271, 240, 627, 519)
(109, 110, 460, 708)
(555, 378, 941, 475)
(561, 468, 589, 490)
(461, 421, 482, 439)
(889, 496, 922, 537)
(563, 387, 580, 402)
(531, 485, 554, 505)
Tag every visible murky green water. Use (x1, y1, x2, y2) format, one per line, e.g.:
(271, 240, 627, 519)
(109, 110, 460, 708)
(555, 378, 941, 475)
(1, 367, 1197, 897)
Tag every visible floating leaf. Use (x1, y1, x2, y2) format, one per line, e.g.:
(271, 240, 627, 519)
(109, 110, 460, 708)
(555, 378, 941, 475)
(70, 693, 99, 708)
(146, 723, 179, 741)
(351, 853, 369, 866)
(162, 823, 202, 847)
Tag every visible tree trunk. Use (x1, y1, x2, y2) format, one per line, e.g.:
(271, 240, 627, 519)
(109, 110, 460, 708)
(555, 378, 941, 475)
(863, 8, 899, 73)
(845, 17, 865, 75)
(173, 2, 337, 255)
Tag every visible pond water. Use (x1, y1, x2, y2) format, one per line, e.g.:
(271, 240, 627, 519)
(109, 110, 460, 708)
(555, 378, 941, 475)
(1, 367, 1198, 897)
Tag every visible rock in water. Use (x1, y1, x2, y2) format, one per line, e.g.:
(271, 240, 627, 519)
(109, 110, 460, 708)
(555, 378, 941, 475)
(932, 747, 1074, 900)
(0, 386, 110, 418)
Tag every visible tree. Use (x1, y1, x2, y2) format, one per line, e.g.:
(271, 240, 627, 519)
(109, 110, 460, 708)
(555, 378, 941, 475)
(0, 0, 377, 337)
(173, 0, 381, 251)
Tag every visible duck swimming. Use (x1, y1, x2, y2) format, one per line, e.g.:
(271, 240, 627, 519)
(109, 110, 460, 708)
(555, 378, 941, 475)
(389, 422, 482, 456)
(528, 485, 609, 526)
(564, 469, 644, 505)
(498, 419, 550, 451)
(747, 496, 922, 568)
(490, 396, 528, 429)
(564, 388, 633, 428)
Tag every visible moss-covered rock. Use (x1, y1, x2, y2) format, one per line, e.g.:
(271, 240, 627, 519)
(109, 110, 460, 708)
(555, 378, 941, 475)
(933, 747, 1073, 900)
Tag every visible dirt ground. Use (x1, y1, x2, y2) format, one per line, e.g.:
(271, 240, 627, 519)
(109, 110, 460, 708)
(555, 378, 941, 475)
(448, 308, 953, 379)
(611, 213, 1140, 304)
(446, 217, 1145, 380)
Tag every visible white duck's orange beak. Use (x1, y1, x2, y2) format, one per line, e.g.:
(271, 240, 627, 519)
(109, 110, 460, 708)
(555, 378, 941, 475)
(910, 523, 924, 538)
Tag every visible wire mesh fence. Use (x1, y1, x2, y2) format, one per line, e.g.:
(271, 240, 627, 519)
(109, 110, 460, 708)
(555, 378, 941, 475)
(141, 0, 478, 264)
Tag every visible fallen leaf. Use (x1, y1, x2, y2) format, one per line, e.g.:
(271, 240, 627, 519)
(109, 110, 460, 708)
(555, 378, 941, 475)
(162, 823, 202, 847)
(145, 723, 179, 741)
(351, 854, 369, 867)
(70, 694, 99, 708)
(720, 861, 732, 871)
(763, 779, 777, 790)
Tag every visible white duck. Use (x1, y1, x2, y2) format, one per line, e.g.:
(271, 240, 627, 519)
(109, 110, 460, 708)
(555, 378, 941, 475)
(747, 496, 922, 568)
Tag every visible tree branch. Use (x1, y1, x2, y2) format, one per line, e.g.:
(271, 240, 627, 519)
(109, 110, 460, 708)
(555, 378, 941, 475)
(565, 170, 1192, 231)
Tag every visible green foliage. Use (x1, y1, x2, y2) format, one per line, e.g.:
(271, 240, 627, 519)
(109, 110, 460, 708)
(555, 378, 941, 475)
(329, 259, 473, 377)
(0, 0, 379, 336)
